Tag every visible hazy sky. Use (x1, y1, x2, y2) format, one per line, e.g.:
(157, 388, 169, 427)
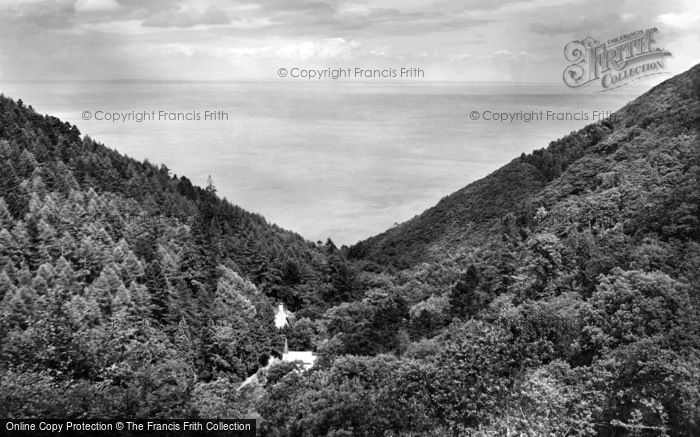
(0, 0, 698, 82)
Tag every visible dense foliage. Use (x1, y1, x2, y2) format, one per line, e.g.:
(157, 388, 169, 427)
(1, 63, 698, 436)
(0, 95, 359, 417)
(260, 65, 700, 435)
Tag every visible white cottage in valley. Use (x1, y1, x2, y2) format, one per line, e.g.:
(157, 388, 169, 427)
(274, 303, 294, 328)
(282, 339, 316, 370)
(275, 303, 316, 370)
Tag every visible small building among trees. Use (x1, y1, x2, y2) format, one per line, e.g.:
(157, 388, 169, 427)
(274, 303, 315, 369)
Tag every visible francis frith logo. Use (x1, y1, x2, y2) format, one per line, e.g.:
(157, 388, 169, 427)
(563, 27, 672, 91)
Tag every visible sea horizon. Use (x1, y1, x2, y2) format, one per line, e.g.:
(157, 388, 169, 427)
(0, 80, 645, 245)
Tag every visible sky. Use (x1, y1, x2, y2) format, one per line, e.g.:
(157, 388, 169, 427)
(0, 0, 698, 82)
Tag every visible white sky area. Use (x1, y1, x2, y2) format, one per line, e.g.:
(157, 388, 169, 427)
(0, 0, 698, 82)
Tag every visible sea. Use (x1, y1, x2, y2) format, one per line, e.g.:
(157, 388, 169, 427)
(0, 80, 650, 245)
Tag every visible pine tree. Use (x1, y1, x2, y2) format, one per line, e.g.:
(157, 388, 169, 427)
(17, 148, 38, 175)
(113, 284, 133, 314)
(205, 175, 217, 195)
(11, 222, 30, 265)
(174, 318, 195, 364)
(0, 270, 16, 302)
(112, 245, 125, 264)
(1, 285, 37, 329)
(77, 235, 109, 282)
(213, 266, 255, 323)
(54, 256, 77, 297)
(0, 198, 11, 229)
(129, 282, 152, 319)
(65, 293, 101, 327)
(121, 250, 145, 284)
(1, 288, 28, 329)
(88, 266, 125, 316)
(31, 274, 49, 295)
(35, 262, 55, 284)
(0, 228, 16, 267)
(144, 259, 170, 325)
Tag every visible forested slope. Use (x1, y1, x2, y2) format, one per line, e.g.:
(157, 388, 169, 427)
(0, 63, 698, 434)
(0, 94, 356, 417)
(257, 64, 700, 436)
(349, 64, 700, 269)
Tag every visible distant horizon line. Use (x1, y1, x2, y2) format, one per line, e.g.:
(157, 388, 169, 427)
(0, 78, 573, 85)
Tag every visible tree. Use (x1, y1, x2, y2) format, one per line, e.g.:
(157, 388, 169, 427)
(482, 361, 600, 436)
(431, 320, 535, 431)
(191, 377, 244, 418)
(0, 198, 11, 229)
(0, 269, 16, 301)
(581, 268, 695, 353)
(87, 266, 125, 316)
(285, 317, 317, 350)
(144, 259, 170, 325)
(449, 265, 481, 318)
(120, 250, 145, 284)
(205, 175, 217, 195)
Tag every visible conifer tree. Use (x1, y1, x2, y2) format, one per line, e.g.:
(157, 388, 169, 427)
(88, 266, 125, 316)
(121, 250, 145, 284)
(144, 259, 170, 324)
(0, 270, 16, 302)
(0, 198, 11, 229)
